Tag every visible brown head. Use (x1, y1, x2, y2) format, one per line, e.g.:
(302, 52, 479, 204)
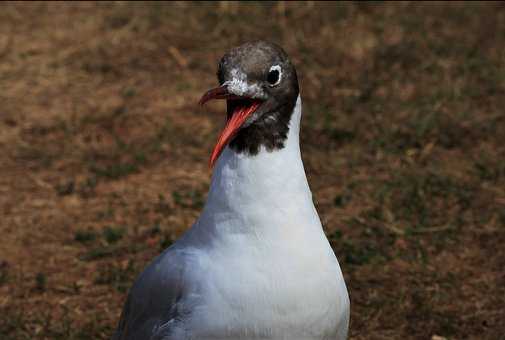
(200, 41, 299, 167)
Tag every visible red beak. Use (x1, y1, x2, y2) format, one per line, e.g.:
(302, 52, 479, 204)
(199, 85, 261, 168)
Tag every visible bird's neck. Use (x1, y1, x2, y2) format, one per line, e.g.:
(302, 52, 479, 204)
(198, 96, 319, 236)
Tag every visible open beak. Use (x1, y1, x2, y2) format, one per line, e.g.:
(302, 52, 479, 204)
(199, 85, 261, 168)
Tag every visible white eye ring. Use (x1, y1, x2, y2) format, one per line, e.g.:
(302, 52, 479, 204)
(267, 65, 282, 87)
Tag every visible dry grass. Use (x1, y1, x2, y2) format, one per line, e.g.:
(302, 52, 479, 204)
(0, 2, 504, 339)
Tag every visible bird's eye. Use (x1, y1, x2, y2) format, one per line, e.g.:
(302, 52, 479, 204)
(267, 65, 282, 86)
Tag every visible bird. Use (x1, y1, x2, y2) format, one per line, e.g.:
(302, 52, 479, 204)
(112, 41, 350, 340)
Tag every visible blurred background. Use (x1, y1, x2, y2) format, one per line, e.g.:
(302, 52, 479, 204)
(0, 2, 504, 339)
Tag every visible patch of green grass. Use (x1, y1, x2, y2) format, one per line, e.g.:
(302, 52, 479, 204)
(375, 40, 422, 73)
(172, 189, 204, 209)
(159, 233, 174, 250)
(35, 272, 47, 292)
(87, 132, 147, 180)
(76, 176, 98, 198)
(148, 224, 161, 236)
(95, 205, 115, 220)
(89, 161, 139, 180)
(55, 180, 75, 196)
(155, 194, 172, 216)
(102, 226, 125, 244)
(405, 287, 459, 337)
(331, 215, 394, 267)
(327, 229, 343, 242)
(341, 239, 386, 266)
(121, 86, 137, 98)
(175, 81, 194, 92)
(86, 118, 176, 182)
(474, 155, 505, 182)
(79, 246, 117, 261)
(374, 168, 475, 230)
(371, 101, 475, 154)
(94, 261, 136, 293)
(327, 128, 356, 144)
(499, 210, 505, 227)
(14, 144, 57, 168)
(333, 189, 352, 207)
(74, 229, 97, 243)
(0, 304, 115, 340)
(0, 306, 27, 339)
(0, 261, 8, 286)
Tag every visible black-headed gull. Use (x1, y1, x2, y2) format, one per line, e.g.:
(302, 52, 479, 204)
(113, 41, 349, 340)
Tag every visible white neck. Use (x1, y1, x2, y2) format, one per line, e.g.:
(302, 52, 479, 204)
(182, 95, 349, 338)
(196, 96, 320, 238)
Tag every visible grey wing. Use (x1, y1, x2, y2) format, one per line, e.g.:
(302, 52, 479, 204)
(112, 247, 190, 340)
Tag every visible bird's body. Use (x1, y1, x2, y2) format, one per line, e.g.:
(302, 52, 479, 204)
(114, 42, 349, 340)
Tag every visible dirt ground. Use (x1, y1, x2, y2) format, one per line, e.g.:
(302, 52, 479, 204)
(0, 2, 504, 339)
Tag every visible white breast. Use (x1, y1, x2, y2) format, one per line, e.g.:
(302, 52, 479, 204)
(173, 96, 350, 339)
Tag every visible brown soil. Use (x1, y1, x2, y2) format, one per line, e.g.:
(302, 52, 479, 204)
(1, 2, 504, 339)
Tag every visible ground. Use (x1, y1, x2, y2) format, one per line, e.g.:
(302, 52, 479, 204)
(0, 2, 504, 339)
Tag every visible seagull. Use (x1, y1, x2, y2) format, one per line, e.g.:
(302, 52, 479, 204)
(113, 41, 350, 340)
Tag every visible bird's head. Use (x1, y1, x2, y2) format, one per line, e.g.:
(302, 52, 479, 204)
(200, 41, 299, 167)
